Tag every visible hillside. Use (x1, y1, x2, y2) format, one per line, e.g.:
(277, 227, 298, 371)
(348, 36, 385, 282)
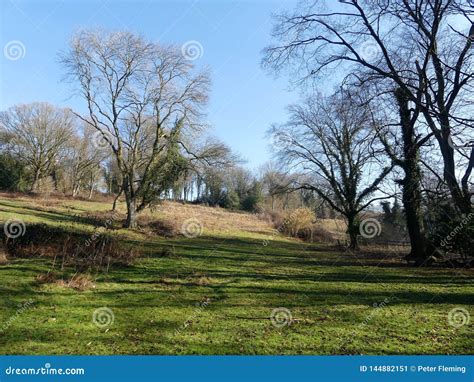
(0, 194, 472, 355)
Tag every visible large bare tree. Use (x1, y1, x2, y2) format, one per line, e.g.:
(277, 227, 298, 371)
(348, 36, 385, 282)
(0, 102, 74, 192)
(271, 91, 393, 249)
(62, 30, 211, 227)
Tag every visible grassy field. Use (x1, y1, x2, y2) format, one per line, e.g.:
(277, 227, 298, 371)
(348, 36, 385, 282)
(0, 194, 472, 355)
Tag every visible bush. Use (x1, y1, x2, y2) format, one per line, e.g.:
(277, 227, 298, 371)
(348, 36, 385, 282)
(428, 208, 474, 260)
(241, 181, 263, 212)
(142, 219, 178, 237)
(309, 225, 334, 243)
(223, 190, 240, 210)
(2, 223, 139, 272)
(280, 208, 316, 238)
(259, 210, 284, 227)
(0, 153, 29, 191)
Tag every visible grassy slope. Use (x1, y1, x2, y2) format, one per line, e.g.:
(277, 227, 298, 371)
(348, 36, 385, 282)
(0, 195, 472, 355)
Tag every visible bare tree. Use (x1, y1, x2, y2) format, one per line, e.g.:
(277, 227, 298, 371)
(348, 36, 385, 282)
(64, 126, 105, 197)
(271, 91, 393, 249)
(0, 102, 74, 192)
(263, 0, 473, 214)
(62, 30, 211, 227)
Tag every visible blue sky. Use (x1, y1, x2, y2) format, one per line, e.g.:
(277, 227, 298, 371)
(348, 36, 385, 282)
(0, 0, 300, 170)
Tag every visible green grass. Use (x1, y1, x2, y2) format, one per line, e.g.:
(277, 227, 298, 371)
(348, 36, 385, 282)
(0, 196, 472, 355)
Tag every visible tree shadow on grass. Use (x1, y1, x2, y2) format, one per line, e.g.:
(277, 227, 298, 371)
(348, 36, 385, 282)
(0, 202, 102, 229)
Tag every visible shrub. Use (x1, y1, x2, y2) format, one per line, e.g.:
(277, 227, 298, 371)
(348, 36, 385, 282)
(280, 208, 316, 238)
(309, 225, 334, 243)
(2, 223, 139, 272)
(428, 209, 474, 260)
(223, 190, 240, 210)
(0, 153, 29, 192)
(143, 219, 178, 237)
(259, 210, 284, 227)
(241, 181, 263, 212)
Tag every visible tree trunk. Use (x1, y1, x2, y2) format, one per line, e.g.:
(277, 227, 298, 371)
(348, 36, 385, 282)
(72, 184, 79, 197)
(112, 190, 121, 211)
(125, 196, 137, 228)
(438, 122, 472, 215)
(123, 175, 138, 228)
(422, 111, 472, 215)
(347, 213, 359, 250)
(400, 164, 429, 265)
(396, 88, 431, 265)
(31, 169, 41, 193)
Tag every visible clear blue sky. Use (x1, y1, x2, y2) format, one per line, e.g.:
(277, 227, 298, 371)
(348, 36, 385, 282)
(0, 0, 299, 170)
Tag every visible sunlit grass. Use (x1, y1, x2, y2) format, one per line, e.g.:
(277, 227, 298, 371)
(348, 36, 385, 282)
(0, 195, 472, 355)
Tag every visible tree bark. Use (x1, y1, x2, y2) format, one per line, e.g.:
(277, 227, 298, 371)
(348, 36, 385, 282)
(31, 168, 41, 193)
(72, 184, 79, 197)
(112, 190, 121, 211)
(347, 213, 359, 250)
(399, 164, 429, 265)
(125, 196, 137, 228)
(395, 89, 431, 265)
(123, 177, 137, 228)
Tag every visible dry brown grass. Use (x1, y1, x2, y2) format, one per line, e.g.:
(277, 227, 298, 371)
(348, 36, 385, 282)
(36, 272, 96, 291)
(0, 191, 114, 206)
(143, 201, 275, 237)
(0, 252, 8, 265)
(315, 218, 347, 239)
(55, 274, 96, 291)
(35, 272, 58, 284)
